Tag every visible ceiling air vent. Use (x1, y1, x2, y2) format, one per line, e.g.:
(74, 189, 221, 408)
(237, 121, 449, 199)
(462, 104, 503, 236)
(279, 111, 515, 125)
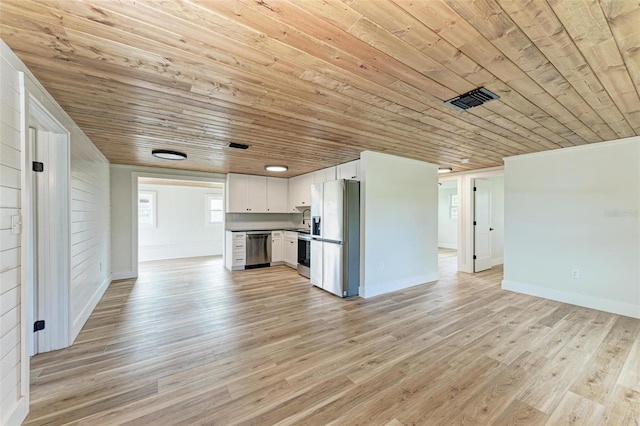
(444, 87, 499, 111)
(228, 142, 250, 150)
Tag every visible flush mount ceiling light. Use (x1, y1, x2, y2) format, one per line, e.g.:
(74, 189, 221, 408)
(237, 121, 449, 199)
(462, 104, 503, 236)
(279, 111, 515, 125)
(152, 149, 187, 160)
(438, 167, 453, 174)
(265, 165, 288, 172)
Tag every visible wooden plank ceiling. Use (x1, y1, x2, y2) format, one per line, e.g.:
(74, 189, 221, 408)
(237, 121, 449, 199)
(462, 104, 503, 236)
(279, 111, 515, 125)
(1, 0, 639, 177)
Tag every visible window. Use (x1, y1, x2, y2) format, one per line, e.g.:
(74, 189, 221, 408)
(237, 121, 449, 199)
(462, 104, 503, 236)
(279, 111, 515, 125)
(138, 191, 156, 227)
(207, 193, 223, 224)
(449, 194, 458, 219)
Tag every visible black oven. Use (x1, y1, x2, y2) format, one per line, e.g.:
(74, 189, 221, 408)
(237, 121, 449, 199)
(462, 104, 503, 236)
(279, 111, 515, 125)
(297, 233, 311, 278)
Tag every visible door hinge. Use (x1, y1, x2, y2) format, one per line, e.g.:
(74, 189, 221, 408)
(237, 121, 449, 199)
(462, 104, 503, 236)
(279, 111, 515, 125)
(473, 221, 477, 226)
(34, 320, 45, 332)
(32, 161, 44, 172)
(473, 255, 477, 260)
(473, 186, 477, 191)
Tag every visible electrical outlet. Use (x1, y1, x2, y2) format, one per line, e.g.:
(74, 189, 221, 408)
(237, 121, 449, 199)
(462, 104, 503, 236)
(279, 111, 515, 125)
(380, 262, 385, 271)
(10, 214, 21, 235)
(99, 262, 102, 271)
(570, 268, 580, 279)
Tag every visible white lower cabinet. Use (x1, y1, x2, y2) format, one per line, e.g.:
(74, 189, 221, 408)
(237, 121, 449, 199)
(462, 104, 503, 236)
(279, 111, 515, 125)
(271, 231, 283, 264)
(283, 231, 298, 268)
(224, 231, 246, 270)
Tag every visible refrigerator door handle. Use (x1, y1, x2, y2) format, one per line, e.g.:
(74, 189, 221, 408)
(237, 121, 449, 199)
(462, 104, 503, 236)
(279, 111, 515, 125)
(323, 239, 343, 245)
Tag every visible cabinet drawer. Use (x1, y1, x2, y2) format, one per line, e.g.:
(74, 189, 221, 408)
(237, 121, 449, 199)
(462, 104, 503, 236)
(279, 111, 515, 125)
(233, 242, 246, 250)
(232, 232, 246, 240)
(232, 255, 246, 266)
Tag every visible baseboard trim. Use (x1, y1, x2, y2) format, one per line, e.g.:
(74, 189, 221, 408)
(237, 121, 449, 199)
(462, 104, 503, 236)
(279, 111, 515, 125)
(3, 395, 28, 426)
(491, 257, 504, 266)
(138, 244, 222, 262)
(438, 244, 457, 249)
(502, 280, 640, 319)
(361, 272, 439, 298)
(112, 271, 136, 280)
(70, 276, 111, 343)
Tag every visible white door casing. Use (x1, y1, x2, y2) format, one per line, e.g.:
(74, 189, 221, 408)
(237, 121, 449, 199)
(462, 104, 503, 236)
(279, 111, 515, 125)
(474, 179, 493, 272)
(28, 128, 37, 356)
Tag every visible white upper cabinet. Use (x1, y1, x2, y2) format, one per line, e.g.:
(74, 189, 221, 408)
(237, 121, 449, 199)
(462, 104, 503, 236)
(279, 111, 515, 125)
(337, 160, 359, 181)
(228, 164, 354, 214)
(266, 177, 289, 213)
(226, 173, 267, 212)
(226, 173, 249, 212)
(246, 175, 267, 212)
(289, 166, 340, 211)
(227, 174, 289, 213)
(289, 173, 314, 211)
(314, 166, 336, 183)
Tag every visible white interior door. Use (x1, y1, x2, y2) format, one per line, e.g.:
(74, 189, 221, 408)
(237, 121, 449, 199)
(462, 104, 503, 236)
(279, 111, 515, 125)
(32, 129, 70, 354)
(474, 179, 493, 272)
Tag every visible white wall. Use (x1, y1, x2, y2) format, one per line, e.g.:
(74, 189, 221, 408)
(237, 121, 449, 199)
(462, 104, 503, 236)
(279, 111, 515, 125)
(438, 183, 458, 249)
(0, 41, 28, 426)
(69, 125, 110, 342)
(360, 151, 439, 298)
(111, 165, 225, 279)
(503, 137, 640, 319)
(138, 183, 223, 261)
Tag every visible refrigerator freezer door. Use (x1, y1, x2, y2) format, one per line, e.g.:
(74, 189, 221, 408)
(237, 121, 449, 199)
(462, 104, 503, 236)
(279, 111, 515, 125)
(311, 183, 323, 218)
(322, 241, 344, 296)
(310, 239, 323, 287)
(322, 180, 344, 243)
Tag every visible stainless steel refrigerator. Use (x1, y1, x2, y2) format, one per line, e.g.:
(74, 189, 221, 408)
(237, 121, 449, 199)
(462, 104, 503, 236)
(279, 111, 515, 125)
(310, 179, 360, 297)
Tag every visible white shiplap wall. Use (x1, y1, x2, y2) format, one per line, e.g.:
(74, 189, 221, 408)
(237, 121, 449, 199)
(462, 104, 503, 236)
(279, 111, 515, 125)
(1, 40, 111, 424)
(69, 135, 110, 340)
(0, 45, 28, 426)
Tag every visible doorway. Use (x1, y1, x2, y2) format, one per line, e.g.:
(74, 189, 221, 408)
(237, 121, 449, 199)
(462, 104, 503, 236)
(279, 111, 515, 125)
(136, 177, 224, 264)
(473, 176, 504, 273)
(438, 180, 459, 274)
(439, 168, 504, 274)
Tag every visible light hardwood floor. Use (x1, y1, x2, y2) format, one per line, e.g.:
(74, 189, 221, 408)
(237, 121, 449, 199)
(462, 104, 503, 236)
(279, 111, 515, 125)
(26, 255, 639, 425)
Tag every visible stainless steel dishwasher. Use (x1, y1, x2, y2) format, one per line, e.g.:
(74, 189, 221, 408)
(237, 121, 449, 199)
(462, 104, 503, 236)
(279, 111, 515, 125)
(245, 231, 272, 268)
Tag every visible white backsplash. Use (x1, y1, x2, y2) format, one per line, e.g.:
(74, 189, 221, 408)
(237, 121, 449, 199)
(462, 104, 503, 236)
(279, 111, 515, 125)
(225, 213, 307, 231)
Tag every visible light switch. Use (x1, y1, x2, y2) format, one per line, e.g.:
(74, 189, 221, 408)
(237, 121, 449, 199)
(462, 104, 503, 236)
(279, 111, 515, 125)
(11, 214, 21, 235)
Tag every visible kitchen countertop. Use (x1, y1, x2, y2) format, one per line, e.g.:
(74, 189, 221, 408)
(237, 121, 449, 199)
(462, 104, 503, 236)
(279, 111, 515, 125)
(225, 226, 310, 233)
